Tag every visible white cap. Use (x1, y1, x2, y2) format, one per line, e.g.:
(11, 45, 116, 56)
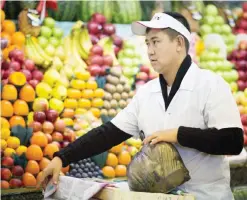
(131, 13, 191, 43)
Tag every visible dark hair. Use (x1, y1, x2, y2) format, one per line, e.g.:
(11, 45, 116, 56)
(146, 12, 191, 53)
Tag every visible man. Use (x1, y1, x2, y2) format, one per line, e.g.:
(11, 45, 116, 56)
(37, 12, 244, 200)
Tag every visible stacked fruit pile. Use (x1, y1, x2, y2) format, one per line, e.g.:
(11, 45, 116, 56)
(227, 40, 247, 91)
(118, 41, 142, 86)
(233, 3, 247, 34)
(200, 4, 236, 53)
(101, 67, 134, 118)
(1, 10, 26, 60)
(199, 45, 238, 91)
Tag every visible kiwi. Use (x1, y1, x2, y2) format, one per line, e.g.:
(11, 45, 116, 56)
(105, 83, 116, 94)
(110, 99, 118, 109)
(119, 100, 127, 109)
(106, 75, 119, 85)
(128, 91, 135, 98)
(104, 92, 112, 101)
(100, 109, 108, 116)
(110, 67, 122, 77)
(124, 84, 131, 92)
(116, 84, 124, 93)
(103, 100, 111, 109)
(120, 76, 127, 84)
(121, 92, 129, 100)
(113, 93, 121, 101)
(108, 109, 117, 117)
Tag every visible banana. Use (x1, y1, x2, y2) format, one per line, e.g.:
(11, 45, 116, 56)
(71, 28, 88, 59)
(29, 37, 53, 65)
(25, 37, 45, 66)
(79, 26, 93, 56)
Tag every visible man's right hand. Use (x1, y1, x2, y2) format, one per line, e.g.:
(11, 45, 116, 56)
(36, 156, 63, 189)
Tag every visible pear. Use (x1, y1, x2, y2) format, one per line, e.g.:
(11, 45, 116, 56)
(49, 98, 64, 114)
(52, 85, 67, 100)
(36, 82, 52, 99)
(43, 69, 61, 87)
(51, 56, 63, 71)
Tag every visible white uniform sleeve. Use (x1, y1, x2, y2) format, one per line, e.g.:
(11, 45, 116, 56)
(111, 94, 140, 137)
(204, 76, 243, 129)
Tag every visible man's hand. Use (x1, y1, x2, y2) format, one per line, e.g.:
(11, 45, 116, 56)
(143, 129, 178, 145)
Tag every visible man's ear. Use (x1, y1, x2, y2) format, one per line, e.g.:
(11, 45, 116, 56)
(176, 35, 185, 52)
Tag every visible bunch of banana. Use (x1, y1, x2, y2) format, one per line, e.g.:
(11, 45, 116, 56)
(97, 37, 119, 66)
(25, 36, 52, 68)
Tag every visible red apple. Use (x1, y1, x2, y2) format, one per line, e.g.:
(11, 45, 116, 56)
(9, 178, 22, 188)
(54, 119, 66, 132)
(90, 45, 103, 56)
(114, 46, 121, 55)
(42, 121, 54, 134)
(45, 109, 58, 123)
(90, 34, 99, 45)
(100, 65, 110, 76)
(2, 156, 14, 167)
(90, 55, 104, 66)
(9, 49, 25, 63)
(1, 61, 9, 70)
(51, 141, 61, 149)
(21, 69, 32, 81)
(136, 72, 149, 81)
(32, 70, 43, 81)
(103, 55, 113, 66)
(92, 13, 106, 25)
(89, 64, 101, 76)
(236, 60, 246, 70)
(103, 24, 116, 35)
(52, 131, 63, 142)
(237, 80, 246, 91)
(33, 111, 46, 124)
(9, 61, 21, 71)
(87, 21, 101, 34)
(140, 65, 150, 74)
(237, 50, 247, 60)
(239, 19, 247, 30)
(11, 166, 24, 177)
(24, 59, 35, 71)
(63, 128, 76, 142)
(45, 133, 52, 143)
(29, 121, 42, 132)
(113, 35, 123, 47)
(243, 126, 247, 135)
(29, 79, 39, 89)
(243, 3, 247, 12)
(241, 115, 247, 126)
(135, 80, 146, 89)
(1, 168, 12, 181)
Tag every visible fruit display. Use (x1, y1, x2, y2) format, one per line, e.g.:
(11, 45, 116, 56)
(200, 4, 236, 53)
(227, 40, 247, 91)
(199, 45, 238, 90)
(118, 41, 142, 86)
(233, 3, 247, 34)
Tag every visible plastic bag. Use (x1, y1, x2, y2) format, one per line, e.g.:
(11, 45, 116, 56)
(127, 142, 190, 194)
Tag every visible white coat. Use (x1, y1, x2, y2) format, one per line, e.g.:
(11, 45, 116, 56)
(112, 62, 242, 200)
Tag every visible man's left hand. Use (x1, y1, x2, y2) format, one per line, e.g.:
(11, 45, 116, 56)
(143, 129, 178, 145)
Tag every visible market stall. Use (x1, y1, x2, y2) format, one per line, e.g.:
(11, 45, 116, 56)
(1, 1, 247, 199)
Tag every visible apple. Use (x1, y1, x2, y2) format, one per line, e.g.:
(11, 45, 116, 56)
(21, 69, 32, 81)
(44, 17, 55, 29)
(45, 133, 52, 143)
(237, 50, 247, 60)
(63, 128, 75, 142)
(215, 16, 224, 25)
(41, 26, 52, 38)
(113, 35, 123, 47)
(244, 134, 247, 145)
(1, 168, 12, 181)
(136, 72, 149, 81)
(100, 65, 110, 76)
(9, 49, 25, 63)
(54, 119, 66, 132)
(1, 61, 9, 70)
(238, 71, 246, 81)
(89, 64, 101, 76)
(238, 80, 246, 91)
(43, 121, 54, 134)
(230, 82, 238, 93)
(33, 111, 46, 123)
(9, 61, 21, 71)
(1, 180, 10, 189)
(90, 45, 103, 56)
(29, 79, 39, 89)
(103, 24, 116, 35)
(204, 16, 215, 25)
(92, 13, 106, 25)
(12, 166, 24, 177)
(213, 25, 222, 34)
(52, 27, 63, 39)
(32, 70, 44, 81)
(135, 80, 146, 89)
(236, 60, 246, 71)
(24, 59, 35, 71)
(45, 109, 58, 123)
(51, 141, 61, 149)
(49, 37, 60, 47)
(241, 115, 247, 126)
(114, 46, 121, 55)
(140, 65, 150, 74)
(103, 55, 113, 66)
(90, 55, 104, 66)
(90, 34, 99, 45)
(2, 156, 14, 167)
(38, 36, 49, 48)
(45, 44, 56, 57)
(87, 21, 101, 34)
(52, 131, 63, 142)
(200, 24, 212, 35)
(29, 121, 42, 132)
(9, 178, 22, 188)
(205, 4, 218, 16)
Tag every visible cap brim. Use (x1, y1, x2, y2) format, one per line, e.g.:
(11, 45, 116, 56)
(131, 21, 168, 36)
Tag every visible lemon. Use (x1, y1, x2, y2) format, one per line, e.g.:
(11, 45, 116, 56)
(1, 117, 10, 129)
(4, 147, 16, 157)
(1, 139, 7, 150)
(16, 145, 27, 156)
(1, 128, 10, 140)
(7, 136, 20, 149)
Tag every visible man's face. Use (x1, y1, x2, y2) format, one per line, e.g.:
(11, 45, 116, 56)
(145, 29, 177, 74)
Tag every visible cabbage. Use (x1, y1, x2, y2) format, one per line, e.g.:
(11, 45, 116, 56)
(127, 142, 190, 193)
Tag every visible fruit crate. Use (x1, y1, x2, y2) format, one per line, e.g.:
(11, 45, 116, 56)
(1, 188, 43, 200)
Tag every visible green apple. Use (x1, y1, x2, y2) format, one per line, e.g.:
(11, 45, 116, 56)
(121, 58, 133, 68)
(215, 61, 224, 71)
(221, 24, 231, 34)
(213, 25, 222, 34)
(204, 16, 215, 25)
(215, 16, 225, 25)
(208, 52, 218, 61)
(45, 44, 56, 57)
(199, 61, 207, 69)
(205, 5, 218, 16)
(132, 58, 141, 67)
(123, 67, 133, 78)
(51, 57, 63, 71)
(207, 61, 218, 71)
(123, 49, 135, 58)
(52, 27, 63, 39)
(49, 37, 60, 48)
(230, 70, 239, 82)
(230, 82, 238, 93)
(208, 45, 220, 54)
(52, 85, 67, 100)
(63, 67, 74, 80)
(200, 24, 212, 35)
(43, 68, 60, 87)
(228, 34, 236, 44)
(38, 36, 49, 48)
(222, 71, 232, 83)
(36, 82, 52, 99)
(123, 41, 135, 50)
(40, 26, 52, 38)
(44, 17, 55, 29)
(49, 98, 64, 114)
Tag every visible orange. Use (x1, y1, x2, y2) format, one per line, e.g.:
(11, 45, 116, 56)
(19, 84, 35, 102)
(30, 132, 48, 148)
(109, 143, 124, 154)
(118, 151, 131, 165)
(25, 160, 40, 175)
(2, 20, 16, 35)
(115, 165, 127, 177)
(106, 153, 118, 167)
(61, 165, 70, 174)
(75, 71, 90, 81)
(94, 88, 105, 98)
(9, 72, 26, 86)
(1, 9, 5, 23)
(11, 32, 25, 47)
(90, 108, 101, 118)
(61, 109, 75, 118)
(102, 166, 115, 178)
(2, 84, 18, 101)
(64, 98, 78, 109)
(43, 144, 59, 159)
(86, 80, 98, 90)
(1, 32, 11, 47)
(1, 100, 14, 117)
(78, 98, 91, 108)
(67, 88, 82, 99)
(13, 99, 29, 116)
(1, 117, 10, 129)
(81, 89, 94, 99)
(39, 157, 51, 171)
(7, 136, 20, 149)
(26, 145, 43, 161)
(4, 147, 16, 157)
(9, 116, 25, 128)
(1, 139, 7, 150)
(91, 98, 104, 108)
(22, 172, 37, 187)
(16, 145, 27, 156)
